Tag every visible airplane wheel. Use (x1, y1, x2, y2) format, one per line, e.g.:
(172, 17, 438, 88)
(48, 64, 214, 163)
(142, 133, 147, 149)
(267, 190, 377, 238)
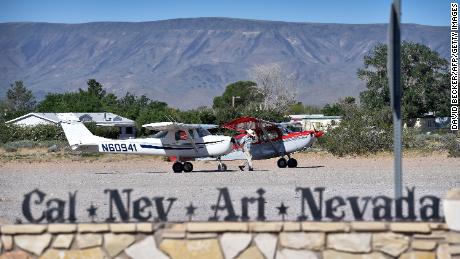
(277, 158, 288, 168)
(172, 162, 183, 173)
(287, 158, 298, 168)
(183, 162, 193, 172)
(218, 163, 227, 172)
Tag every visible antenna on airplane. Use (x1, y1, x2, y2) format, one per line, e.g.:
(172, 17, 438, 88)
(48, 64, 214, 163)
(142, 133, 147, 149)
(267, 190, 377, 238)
(164, 114, 178, 123)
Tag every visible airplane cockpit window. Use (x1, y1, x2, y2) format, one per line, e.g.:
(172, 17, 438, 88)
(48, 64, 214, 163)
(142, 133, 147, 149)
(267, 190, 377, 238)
(151, 131, 168, 139)
(197, 127, 211, 137)
(267, 130, 279, 140)
(175, 130, 190, 141)
(261, 128, 282, 141)
(278, 126, 292, 135)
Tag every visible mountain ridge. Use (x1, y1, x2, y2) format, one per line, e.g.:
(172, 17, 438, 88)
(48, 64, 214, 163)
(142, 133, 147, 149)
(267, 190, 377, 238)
(0, 18, 450, 108)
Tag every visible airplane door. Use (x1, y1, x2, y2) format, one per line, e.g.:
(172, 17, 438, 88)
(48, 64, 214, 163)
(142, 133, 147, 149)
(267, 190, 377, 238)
(174, 130, 192, 144)
(256, 126, 284, 158)
(174, 129, 197, 156)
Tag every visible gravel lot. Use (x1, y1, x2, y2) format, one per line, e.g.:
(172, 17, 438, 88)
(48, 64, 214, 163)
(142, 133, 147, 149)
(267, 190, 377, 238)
(0, 153, 459, 224)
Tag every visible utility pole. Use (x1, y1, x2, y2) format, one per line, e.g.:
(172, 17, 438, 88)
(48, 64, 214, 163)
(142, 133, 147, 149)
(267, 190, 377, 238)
(388, 0, 403, 199)
(232, 96, 241, 108)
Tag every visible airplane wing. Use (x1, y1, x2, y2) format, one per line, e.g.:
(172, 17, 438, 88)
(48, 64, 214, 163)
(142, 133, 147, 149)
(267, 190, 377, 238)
(142, 122, 217, 131)
(221, 117, 275, 132)
(222, 117, 283, 156)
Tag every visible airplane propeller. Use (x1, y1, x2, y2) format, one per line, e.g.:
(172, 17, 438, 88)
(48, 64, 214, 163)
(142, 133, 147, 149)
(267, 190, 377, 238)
(311, 125, 324, 138)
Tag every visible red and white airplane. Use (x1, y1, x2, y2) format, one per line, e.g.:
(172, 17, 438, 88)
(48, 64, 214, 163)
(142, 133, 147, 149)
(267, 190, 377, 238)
(219, 117, 324, 168)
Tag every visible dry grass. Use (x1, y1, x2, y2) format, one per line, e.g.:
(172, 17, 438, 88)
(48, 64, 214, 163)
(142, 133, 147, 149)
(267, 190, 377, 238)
(0, 146, 451, 164)
(0, 147, 165, 163)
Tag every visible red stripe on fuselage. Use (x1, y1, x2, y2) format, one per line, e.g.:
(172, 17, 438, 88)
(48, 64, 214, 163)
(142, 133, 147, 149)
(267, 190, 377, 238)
(282, 131, 311, 140)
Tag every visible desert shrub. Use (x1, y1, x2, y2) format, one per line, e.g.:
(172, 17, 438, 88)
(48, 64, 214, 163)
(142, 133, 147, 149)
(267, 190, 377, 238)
(0, 140, 68, 152)
(403, 128, 423, 149)
(0, 122, 120, 144)
(321, 106, 393, 156)
(442, 133, 460, 157)
(403, 128, 457, 153)
(3, 143, 18, 152)
(0, 123, 65, 143)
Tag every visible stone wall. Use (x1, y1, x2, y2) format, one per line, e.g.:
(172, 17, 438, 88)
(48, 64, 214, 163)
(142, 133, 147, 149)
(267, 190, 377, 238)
(0, 222, 459, 259)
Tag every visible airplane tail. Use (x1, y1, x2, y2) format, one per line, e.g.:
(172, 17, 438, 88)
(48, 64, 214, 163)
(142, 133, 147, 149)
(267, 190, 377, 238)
(60, 121, 105, 149)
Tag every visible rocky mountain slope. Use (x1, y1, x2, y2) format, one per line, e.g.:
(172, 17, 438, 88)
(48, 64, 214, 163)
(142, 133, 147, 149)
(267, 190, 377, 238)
(0, 18, 449, 108)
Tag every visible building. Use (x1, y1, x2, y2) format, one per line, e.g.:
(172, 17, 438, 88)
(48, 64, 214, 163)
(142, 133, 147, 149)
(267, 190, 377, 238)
(406, 112, 451, 133)
(6, 112, 136, 139)
(412, 114, 436, 133)
(289, 114, 343, 132)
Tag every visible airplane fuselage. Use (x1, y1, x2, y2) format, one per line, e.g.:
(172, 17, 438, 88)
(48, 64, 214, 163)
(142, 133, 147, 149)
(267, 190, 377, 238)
(221, 131, 315, 161)
(251, 131, 315, 160)
(91, 135, 232, 158)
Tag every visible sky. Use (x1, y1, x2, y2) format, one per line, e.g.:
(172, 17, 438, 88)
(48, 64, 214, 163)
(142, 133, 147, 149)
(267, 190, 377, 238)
(0, 0, 455, 26)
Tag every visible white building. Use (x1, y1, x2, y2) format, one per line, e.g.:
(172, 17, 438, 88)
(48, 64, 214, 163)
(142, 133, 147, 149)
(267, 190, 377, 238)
(289, 114, 343, 132)
(406, 112, 451, 133)
(6, 112, 136, 139)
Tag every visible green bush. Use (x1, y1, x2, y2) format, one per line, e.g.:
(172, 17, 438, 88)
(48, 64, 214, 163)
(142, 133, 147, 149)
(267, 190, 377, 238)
(0, 123, 66, 143)
(321, 106, 393, 156)
(1, 140, 67, 149)
(402, 128, 422, 149)
(0, 122, 121, 144)
(442, 133, 460, 157)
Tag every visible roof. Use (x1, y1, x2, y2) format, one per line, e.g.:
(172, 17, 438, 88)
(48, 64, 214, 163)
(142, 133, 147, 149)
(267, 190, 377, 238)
(6, 112, 135, 126)
(289, 114, 343, 120)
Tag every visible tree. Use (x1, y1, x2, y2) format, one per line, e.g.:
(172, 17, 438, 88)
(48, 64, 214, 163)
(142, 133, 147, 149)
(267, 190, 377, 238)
(0, 100, 8, 122)
(38, 79, 107, 113)
(85, 79, 106, 99)
(288, 102, 322, 115)
(213, 81, 263, 110)
(322, 97, 356, 116)
(251, 64, 297, 113)
(358, 42, 450, 125)
(5, 81, 36, 112)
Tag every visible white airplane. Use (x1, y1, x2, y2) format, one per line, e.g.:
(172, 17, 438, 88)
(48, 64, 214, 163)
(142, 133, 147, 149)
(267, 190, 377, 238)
(60, 121, 233, 173)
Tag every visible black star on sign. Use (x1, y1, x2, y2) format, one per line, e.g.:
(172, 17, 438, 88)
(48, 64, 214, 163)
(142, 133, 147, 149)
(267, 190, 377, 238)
(185, 202, 197, 221)
(87, 203, 98, 222)
(277, 202, 289, 221)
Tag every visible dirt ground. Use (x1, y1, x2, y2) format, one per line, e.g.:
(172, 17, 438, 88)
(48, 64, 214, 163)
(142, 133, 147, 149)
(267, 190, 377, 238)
(0, 151, 459, 224)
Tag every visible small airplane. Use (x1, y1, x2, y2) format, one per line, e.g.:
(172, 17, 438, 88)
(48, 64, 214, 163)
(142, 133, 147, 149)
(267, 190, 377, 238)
(60, 121, 233, 173)
(219, 117, 324, 168)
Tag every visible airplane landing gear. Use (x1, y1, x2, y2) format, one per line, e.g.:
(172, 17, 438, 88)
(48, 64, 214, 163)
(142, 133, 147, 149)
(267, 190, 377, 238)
(218, 164, 227, 172)
(172, 162, 183, 173)
(277, 158, 287, 168)
(172, 161, 194, 173)
(277, 156, 298, 168)
(287, 158, 298, 168)
(217, 157, 227, 172)
(183, 162, 193, 172)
